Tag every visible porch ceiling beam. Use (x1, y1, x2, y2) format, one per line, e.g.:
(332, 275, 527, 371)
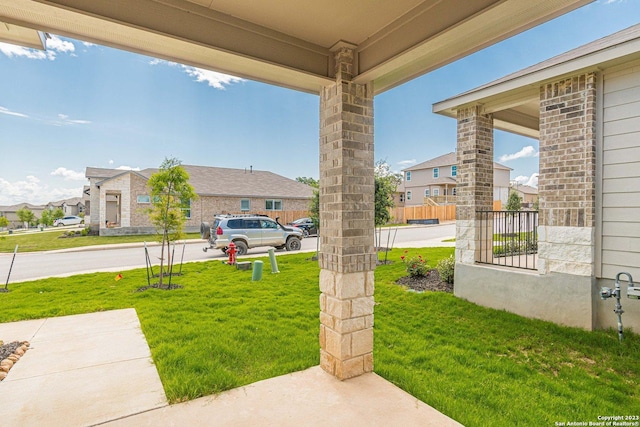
(0, 0, 592, 95)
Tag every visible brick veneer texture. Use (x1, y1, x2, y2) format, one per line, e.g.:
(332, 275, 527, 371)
(456, 105, 494, 221)
(538, 73, 596, 228)
(318, 47, 376, 274)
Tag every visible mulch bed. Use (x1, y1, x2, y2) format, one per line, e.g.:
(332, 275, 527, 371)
(396, 269, 453, 293)
(0, 340, 30, 381)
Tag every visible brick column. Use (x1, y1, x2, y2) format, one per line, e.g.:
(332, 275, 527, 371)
(455, 105, 494, 264)
(538, 73, 596, 276)
(318, 46, 376, 380)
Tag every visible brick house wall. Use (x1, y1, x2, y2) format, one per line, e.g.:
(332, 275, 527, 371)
(537, 72, 596, 276)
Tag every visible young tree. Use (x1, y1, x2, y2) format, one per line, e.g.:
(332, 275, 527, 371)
(41, 209, 54, 227)
(374, 160, 402, 226)
(295, 176, 319, 188)
(0, 216, 9, 230)
(147, 157, 197, 287)
(16, 207, 35, 229)
(52, 208, 65, 221)
(506, 190, 522, 211)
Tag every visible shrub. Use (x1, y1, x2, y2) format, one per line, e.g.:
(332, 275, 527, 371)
(401, 251, 429, 278)
(437, 254, 455, 284)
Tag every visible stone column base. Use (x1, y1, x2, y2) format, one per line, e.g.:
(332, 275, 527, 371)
(319, 270, 374, 380)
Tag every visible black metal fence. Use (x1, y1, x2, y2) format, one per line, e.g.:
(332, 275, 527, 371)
(477, 210, 538, 270)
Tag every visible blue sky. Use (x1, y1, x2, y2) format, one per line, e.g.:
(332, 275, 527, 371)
(0, 0, 639, 205)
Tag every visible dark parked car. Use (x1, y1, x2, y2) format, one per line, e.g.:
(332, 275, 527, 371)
(288, 217, 317, 237)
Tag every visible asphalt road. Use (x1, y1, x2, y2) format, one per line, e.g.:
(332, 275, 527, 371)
(0, 223, 455, 284)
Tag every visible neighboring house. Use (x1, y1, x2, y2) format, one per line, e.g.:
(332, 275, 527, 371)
(46, 197, 85, 216)
(512, 184, 538, 208)
(433, 24, 640, 332)
(0, 203, 46, 229)
(402, 152, 511, 207)
(85, 165, 315, 236)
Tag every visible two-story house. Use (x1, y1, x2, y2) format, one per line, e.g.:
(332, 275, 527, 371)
(402, 152, 511, 207)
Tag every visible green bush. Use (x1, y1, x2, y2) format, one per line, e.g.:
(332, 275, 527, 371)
(401, 251, 429, 278)
(436, 254, 455, 284)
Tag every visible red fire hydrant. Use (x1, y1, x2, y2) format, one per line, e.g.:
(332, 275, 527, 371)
(227, 241, 236, 265)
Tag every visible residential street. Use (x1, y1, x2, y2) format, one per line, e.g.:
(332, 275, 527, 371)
(0, 223, 455, 284)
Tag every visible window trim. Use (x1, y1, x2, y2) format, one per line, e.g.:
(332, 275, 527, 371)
(407, 191, 412, 201)
(451, 165, 457, 177)
(433, 167, 439, 178)
(137, 195, 151, 204)
(433, 188, 440, 196)
(406, 171, 411, 181)
(265, 199, 283, 211)
(182, 198, 191, 219)
(424, 189, 430, 197)
(240, 199, 250, 211)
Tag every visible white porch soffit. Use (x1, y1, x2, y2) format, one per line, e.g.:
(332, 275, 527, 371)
(0, 0, 590, 95)
(433, 23, 640, 139)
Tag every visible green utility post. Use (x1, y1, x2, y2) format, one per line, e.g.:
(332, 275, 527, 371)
(252, 260, 263, 281)
(268, 248, 280, 273)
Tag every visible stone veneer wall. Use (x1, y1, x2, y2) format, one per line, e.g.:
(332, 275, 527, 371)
(455, 105, 494, 265)
(318, 46, 376, 380)
(538, 73, 597, 276)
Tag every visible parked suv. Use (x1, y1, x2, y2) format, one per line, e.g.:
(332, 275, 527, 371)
(201, 215, 303, 255)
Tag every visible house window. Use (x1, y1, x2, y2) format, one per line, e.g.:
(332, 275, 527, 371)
(424, 189, 430, 197)
(137, 195, 151, 204)
(451, 165, 457, 177)
(406, 171, 411, 181)
(399, 193, 405, 203)
(433, 168, 439, 178)
(434, 189, 440, 196)
(407, 191, 412, 201)
(452, 188, 457, 196)
(240, 199, 250, 211)
(265, 199, 282, 210)
(182, 199, 191, 219)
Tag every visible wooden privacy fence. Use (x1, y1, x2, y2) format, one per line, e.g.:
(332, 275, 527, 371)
(390, 205, 456, 224)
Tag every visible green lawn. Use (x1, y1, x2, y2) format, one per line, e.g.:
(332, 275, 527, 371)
(1, 248, 638, 426)
(0, 230, 201, 253)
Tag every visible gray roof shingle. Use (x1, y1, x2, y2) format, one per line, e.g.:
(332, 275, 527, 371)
(88, 165, 314, 199)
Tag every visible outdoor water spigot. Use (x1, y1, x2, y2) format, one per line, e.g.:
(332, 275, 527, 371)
(600, 272, 635, 343)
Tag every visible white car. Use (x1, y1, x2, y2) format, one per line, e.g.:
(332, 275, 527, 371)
(53, 216, 84, 227)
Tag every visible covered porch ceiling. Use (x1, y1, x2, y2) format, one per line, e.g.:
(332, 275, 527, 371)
(1, 0, 590, 94)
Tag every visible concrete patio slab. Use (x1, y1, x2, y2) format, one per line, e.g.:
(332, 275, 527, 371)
(0, 309, 463, 427)
(0, 309, 167, 427)
(105, 366, 464, 427)
(0, 317, 46, 342)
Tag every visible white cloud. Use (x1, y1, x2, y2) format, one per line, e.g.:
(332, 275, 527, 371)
(115, 165, 141, 171)
(47, 35, 75, 53)
(0, 176, 82, 205)
(397, 159, 417, 167)
(0, 106, 28, 118)
(513, 173, 539, 188)
(499, 146, 538, 162)
(0, 42, 51, 60)
(108, 160, 114, 165)
(180, 65, 244, 89)
(51, 113, 91, 126)
(51, 167, 86, 181)
(149, 59, 244, 89)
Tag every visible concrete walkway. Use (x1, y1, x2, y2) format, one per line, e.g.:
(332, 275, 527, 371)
(0, 310, 463, 427)
(0, 309, 167, 427)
